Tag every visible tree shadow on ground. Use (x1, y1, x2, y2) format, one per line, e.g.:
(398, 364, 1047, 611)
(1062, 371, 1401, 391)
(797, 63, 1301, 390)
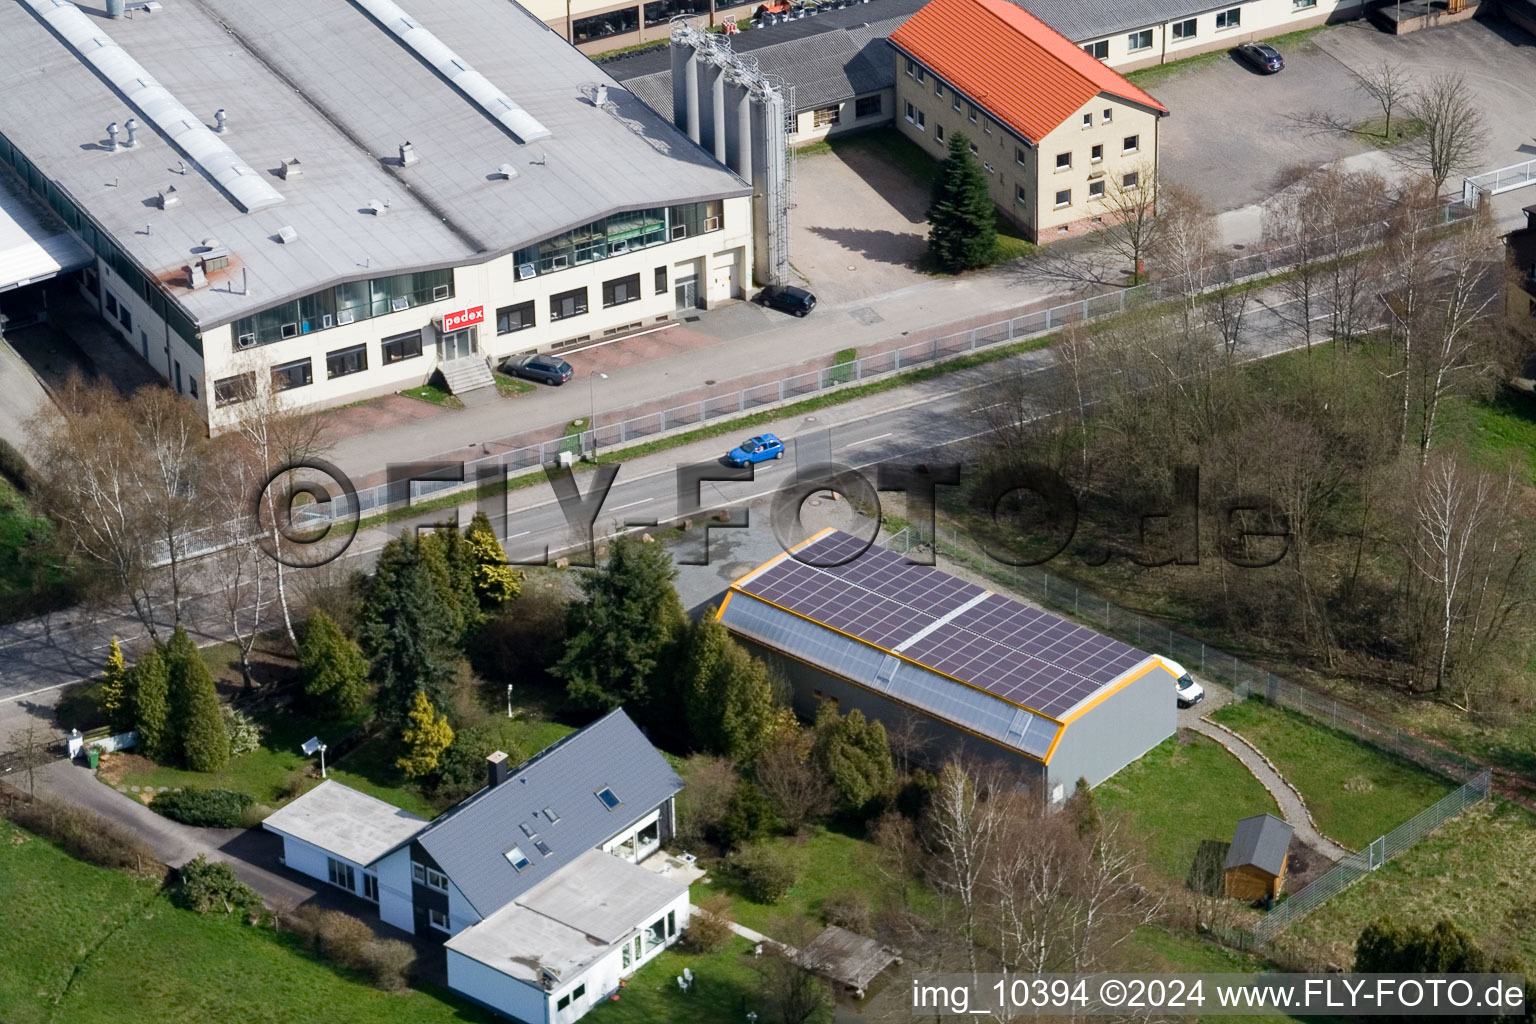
(806, 226, 925, 270)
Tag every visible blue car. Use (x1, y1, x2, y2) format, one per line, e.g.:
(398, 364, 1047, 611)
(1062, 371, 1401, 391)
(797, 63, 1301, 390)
(727, 433, 785, 467)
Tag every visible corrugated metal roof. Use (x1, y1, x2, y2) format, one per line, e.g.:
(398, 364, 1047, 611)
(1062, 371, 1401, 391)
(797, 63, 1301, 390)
(416, 708, 682, 920)
(889, 0, 1167, 144)
(1224, 813, 1292, 876)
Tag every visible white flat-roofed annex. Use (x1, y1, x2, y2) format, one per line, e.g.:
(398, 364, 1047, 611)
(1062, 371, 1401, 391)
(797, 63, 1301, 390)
(0, 0, 748, 329)
(0, 164, 91, 292)
(445, 848, 686, 983)
(260, 779, 428, 867)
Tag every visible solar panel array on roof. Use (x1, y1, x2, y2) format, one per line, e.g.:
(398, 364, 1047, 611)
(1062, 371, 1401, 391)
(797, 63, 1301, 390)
(732, 530, 1151, 720)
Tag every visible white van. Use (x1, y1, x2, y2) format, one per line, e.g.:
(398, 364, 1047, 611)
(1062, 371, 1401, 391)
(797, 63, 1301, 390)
(1160, 657, 1204, 707)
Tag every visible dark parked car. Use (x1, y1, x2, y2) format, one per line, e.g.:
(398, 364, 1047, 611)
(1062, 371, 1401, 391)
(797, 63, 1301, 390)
(504, 354, 573, 386)
(761, 284, 817, 317)
(1234, 42, 1284, 73)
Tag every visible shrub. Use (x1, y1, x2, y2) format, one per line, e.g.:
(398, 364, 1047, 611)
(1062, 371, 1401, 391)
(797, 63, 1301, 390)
(435, 723, 522, 803)
(735, 842, 799, 904)
(718, 780, 779, 848)
(820, 889, 872, 933)
(675, 754, 737, 850)
(5, 794, 156, 871)
(178, 853, 263, 917)
(223, 706, 262, 756)
(299, 611, 370, 717)
(153, 787, 253, 828)
(240, 803, 274, 829)
(289, 907, 416, 991)
(279, 770, 318, 803)
(683, 894, 735, 953)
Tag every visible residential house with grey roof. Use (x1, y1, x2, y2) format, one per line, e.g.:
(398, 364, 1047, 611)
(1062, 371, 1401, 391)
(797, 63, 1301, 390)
(263, 708, 688, 1024)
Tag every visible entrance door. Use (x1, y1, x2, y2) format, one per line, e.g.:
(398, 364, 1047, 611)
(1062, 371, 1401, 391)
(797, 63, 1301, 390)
(674, 275, 700, 312)
(437, 326, 477, 361)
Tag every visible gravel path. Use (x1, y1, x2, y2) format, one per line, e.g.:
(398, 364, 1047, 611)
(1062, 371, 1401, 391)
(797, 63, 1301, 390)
(1177, 682, 1350, 862)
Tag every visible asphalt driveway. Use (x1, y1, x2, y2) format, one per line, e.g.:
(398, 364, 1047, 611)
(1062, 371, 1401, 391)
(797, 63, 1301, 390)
(1154, 17, 1536, 212)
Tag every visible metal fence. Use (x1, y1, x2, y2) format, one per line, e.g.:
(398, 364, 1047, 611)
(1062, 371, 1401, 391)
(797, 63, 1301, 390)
(1245, 769, 1491, 946)
(889, 522, 1494, 948)
(1463, 157, 1536, 205)
(312, 202, 1474, 524)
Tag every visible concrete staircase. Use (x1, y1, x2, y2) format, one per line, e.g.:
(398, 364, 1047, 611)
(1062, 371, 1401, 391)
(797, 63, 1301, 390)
(439, 354, 495, 395)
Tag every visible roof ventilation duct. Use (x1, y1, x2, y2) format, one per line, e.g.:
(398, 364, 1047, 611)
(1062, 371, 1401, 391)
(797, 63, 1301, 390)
(123, 118, 138, 147)
(157, 185, 179, 209)
(106, 0, 124, 17)
(398, 141, 418, 167)
(185, 262, 207, 289)
(276, 225, 299, 244)
(279, 158, 303, 180)
(365, 197, 389, 216)
(213, 108, 228, 134)
(105, 122, 119, 151)
(494, 163, 517, 180)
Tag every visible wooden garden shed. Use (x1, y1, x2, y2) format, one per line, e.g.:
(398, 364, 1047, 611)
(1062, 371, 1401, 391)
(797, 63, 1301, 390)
(1223, 813, 1292, 901)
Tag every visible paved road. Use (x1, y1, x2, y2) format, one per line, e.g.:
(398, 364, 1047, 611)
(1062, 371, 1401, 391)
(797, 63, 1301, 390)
(0, 285, 1353, 726)
(36, 757, 320, 908)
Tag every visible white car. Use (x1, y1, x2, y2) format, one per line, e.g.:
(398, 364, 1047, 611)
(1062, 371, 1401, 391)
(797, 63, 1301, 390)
(1161, 657, 1205, 707)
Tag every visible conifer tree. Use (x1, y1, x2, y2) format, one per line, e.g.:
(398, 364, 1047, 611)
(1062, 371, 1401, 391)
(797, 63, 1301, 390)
(682, 615, 776, 763)
(927, 132, 997, 273)
(421, 527, 481, 643)
(812, 705, 895, 810)
(298, 611, 370, 717)
(101, 637, 132, 733)
(360, 534, 460, 725)
(554, 534, 685, 712)
(167, 624, 230, 771)
(465, 511, 522, 607)
(129, 645, 171, 762)
(397, 690, 454, 779)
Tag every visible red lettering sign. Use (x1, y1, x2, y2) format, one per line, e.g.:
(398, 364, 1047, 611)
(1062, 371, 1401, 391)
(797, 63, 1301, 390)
(442, 305, 484, 332)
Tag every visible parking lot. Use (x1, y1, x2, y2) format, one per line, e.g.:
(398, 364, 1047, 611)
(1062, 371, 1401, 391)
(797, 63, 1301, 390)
(1153, 17, 1536, 212)
(788, 134, 934, 306)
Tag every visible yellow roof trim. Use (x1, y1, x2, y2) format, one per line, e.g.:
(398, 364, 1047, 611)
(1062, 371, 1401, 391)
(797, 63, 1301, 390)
(1041, 657, 1167, 765)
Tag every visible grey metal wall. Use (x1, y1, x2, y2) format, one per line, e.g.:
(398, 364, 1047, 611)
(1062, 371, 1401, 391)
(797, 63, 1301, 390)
(1044, 664, 1176, 795)
(740, 638, 1047, 790)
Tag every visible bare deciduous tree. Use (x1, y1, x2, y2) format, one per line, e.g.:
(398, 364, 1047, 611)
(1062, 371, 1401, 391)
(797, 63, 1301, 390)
(129, 386, 208, 625)
(1098, 159, 1161, 282)
(202, 437, 274, 690)
(1406, 73, 1491, 193)
(753, 729, 836, 833)
(1349, 59, 1411, 140)
(1403, 453, 1531, 706)
(1152, 184, 1219, 340)
(922, 760, 1008, 975)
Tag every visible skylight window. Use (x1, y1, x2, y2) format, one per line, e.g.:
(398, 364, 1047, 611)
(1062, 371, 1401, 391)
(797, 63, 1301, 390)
(595, 787, 621, 810)
(519, 822, 536, 837)
(542, 806, 560, 823)
(504, 845, 532, 872)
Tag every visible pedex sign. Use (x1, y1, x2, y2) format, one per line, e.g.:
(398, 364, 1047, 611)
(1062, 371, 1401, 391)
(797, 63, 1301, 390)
(441, 305, 484, 332)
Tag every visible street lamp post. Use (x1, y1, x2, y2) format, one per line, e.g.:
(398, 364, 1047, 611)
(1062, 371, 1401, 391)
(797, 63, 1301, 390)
(588, 372, 609, 459)
(301, 736, 328, 778)
(506, 684, 515, 719)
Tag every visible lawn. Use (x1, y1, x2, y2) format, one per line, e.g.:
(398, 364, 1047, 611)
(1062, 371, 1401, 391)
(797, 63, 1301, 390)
(1210, 699, 1454, 850)
(0, 820, 496, 1024)
(1125, 24, 1326, 88)
(586, 938, 763, 1024)
(1096, 732, 1280, 883)
(1439, 390, 1536, 484)
(399, 383, 462, 408)
(1284, 800, 1536, 966)
(494, 371, 535, 396)
(697, 822, 928, 939)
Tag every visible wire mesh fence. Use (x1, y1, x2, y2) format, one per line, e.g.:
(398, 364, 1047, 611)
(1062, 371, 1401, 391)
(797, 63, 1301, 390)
(890, 521, 1494, 948)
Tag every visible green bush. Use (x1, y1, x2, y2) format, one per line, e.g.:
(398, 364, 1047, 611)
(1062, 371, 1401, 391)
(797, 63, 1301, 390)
(820, 889, 872, 933)
(735, 842, 799, 904)
(177, 853, 263, 917)
(5, 795, 156, 871)
(152, 788, 253, 828)
(718, 780, 779, 848)
(223, 706, 262, 756)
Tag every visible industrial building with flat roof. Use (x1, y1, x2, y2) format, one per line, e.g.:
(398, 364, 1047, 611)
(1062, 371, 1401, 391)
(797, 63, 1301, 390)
(0, 0, 754, 427)
(718, 529, 1178, 798)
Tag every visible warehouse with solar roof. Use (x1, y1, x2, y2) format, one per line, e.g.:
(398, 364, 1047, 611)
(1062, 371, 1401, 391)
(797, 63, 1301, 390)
(718, 528, 1177, 799)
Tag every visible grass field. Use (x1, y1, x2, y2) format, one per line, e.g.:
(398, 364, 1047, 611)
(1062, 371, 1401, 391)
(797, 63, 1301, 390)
(586, 938, 763, 1024)
(0, 820, 495, 1024)
(1210, 700, 1453, 850)
(1284, 800, 1536, 966)
(698, 823, 928, 938)
(1096, 732, 1280, 882)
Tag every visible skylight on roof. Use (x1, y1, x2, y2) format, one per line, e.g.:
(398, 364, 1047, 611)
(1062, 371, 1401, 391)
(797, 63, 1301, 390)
(542, 806, 559, 823)
(595, 787, 621, 810)
(504, 845, 531, 872)
(534, 839, 553, 857)
(519, 822, 536, 837)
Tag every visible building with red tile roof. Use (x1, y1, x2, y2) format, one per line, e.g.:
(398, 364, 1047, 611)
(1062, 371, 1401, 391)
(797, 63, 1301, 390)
(889, 0, 1169, 242)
